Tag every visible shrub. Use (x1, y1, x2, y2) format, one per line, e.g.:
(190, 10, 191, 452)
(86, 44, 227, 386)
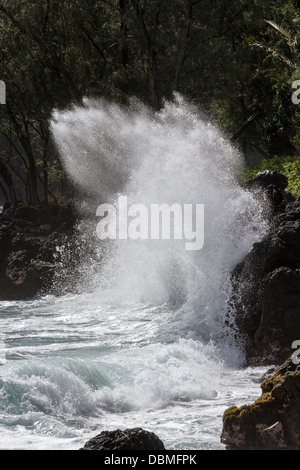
(244, 155, 300, 196)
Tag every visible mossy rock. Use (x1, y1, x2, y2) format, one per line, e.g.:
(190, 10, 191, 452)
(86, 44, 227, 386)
(221, 359, 300, 449)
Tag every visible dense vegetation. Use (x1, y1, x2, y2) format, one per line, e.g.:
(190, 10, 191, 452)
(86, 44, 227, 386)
(244, 155, 300, 196)
(0, 0, 299, 205)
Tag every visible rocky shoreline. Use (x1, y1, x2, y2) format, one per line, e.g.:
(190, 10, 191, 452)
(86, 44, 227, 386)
(0, 171, 299, 450)
(80, 428, 166, 451)
(221, 357, 300, 450)
(222, 170, 300, 450)
(0, 203, 77, 300)
(231, 171, 300, 366)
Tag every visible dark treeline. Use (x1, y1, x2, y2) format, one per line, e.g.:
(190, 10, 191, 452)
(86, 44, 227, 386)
(0, 0, 299, 206)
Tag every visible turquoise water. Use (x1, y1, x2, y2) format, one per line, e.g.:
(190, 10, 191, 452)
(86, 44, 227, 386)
(0, 96, 270, 450)
(0, 293, 267, 450)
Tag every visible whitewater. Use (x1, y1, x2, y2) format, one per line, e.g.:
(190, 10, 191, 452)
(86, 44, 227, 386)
(0, 95, 270, 450)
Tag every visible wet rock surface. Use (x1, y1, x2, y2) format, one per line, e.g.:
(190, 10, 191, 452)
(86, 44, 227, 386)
(231, 171, 300, 365)
(0, 203, 76, 300)
(221, 358, 300, 450)
(223, 171, 300, 450)
(80, 428, 166, 451)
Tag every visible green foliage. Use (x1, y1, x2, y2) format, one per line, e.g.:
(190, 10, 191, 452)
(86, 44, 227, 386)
(0, 0, 299, 205)
(244, 155, 300, 195)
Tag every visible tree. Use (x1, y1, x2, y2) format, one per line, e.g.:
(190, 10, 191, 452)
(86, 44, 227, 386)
(0, 0, 299, 207)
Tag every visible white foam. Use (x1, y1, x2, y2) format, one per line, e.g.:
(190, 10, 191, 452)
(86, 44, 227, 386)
(0, 95, 270, 450)
(51, 94, 268, 349)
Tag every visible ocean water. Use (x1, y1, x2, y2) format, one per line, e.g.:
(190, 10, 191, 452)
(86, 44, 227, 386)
(0, 95, 270, 450)
(0, 295, 269, 450)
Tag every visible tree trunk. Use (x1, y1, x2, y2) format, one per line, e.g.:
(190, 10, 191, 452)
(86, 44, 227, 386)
(172, 0, 194, 92)
(119, 0, 129, 69)
(43, 157, 49, 204)
(132, 0, 160, 109)
(0, 180, 10, 204)
(23, 123, 39, 205)
(149, 44, 158, 109)
(9, 182, 17, 207)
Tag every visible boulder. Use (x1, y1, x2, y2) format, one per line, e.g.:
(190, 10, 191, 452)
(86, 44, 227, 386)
(245, 170, 288, 192)
(245, 170, 291, 217)
(80, 428, 166, 451)
(0, 203, 76, 300)
(221, 358, 300, 450)
(231, 175, 300, 365)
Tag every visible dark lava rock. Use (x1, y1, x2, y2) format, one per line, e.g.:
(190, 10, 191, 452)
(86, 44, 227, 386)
(0, 203, 76, 300)
(80, 428, 166, 451)
(221, 358, 300, 450)
(231, 173, 300, 365)
(245, 170, 291, 217)
(246, 170, 288, 192)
